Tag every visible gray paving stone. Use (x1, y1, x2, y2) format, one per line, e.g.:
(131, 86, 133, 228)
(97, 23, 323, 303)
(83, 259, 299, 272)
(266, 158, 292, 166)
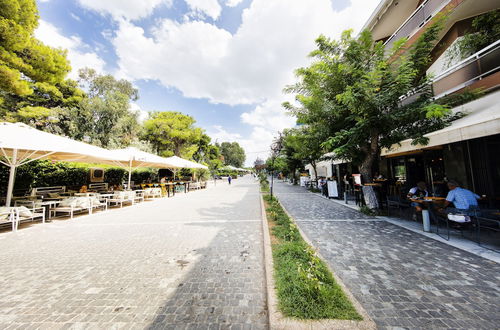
(274, 181, 500, 330)
(0, 177, 268, 329)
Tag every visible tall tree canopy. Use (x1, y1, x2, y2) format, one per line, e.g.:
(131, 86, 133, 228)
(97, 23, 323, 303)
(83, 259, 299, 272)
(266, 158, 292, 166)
(142, 111, 204, 158)
(66, 68, 140, 148)
(219, 142, 246, 168)
(285, 22, 455, 208)
(0, 0, 81, 130)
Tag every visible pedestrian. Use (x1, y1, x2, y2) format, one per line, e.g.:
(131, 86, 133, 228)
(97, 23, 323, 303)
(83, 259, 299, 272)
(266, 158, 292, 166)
(228, 176, 232, 185)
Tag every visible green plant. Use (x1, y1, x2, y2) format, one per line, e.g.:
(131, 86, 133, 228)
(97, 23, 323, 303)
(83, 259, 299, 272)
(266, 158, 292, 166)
(359, 205, 377, 216)
(263, 194, 361, 320)
(104, 168, 127, 186)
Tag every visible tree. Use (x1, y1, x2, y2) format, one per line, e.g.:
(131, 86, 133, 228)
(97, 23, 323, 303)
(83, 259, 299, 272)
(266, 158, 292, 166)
(285, 21, 455, 209)
(0, 0, 81, 130)
(219, 142, 246, 168)
(68, 68, 140, 148)
(142, 111, 204, 158)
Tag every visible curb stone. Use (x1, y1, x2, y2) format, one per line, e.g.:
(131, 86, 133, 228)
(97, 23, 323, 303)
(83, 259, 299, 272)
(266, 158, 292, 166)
(260, 194, 376, 330)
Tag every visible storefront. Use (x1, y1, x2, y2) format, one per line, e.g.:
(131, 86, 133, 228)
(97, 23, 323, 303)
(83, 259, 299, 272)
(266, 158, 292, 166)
(381, 91, 500, 207)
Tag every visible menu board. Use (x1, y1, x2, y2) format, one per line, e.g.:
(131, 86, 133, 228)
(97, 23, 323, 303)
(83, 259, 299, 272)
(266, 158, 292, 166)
(327, 180, 339, 198)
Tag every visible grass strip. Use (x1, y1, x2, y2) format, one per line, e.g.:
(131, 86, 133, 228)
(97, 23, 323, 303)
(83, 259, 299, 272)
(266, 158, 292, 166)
(263, 193, 362, 320)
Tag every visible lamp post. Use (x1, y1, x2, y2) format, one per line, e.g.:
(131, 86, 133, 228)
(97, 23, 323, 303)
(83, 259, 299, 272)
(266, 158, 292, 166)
(270, 133, 283, 199)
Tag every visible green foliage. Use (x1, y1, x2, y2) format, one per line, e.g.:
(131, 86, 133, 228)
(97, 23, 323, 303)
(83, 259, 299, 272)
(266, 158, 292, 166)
(0, 160, 88, 192)
(69, 68, 141, 148)
(446, 10, 500, 65)
(130, 168, 156, 184)
(0, 0, 83, 130)
(263, 194, 361, 320)
(104, 168, 126, 186)
(142, 111, 204, 159)
(284, 22, 454, 196)
(219, 141, 246, 168)
(359, 205, 377, 216)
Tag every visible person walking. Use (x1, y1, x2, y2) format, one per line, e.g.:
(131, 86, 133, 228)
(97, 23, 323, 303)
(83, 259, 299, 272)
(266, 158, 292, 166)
(228, 176, 232, 185)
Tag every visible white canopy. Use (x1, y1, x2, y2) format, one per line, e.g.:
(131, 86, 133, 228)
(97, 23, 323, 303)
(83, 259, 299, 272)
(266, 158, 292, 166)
(164, 156, 208, 169)
(0, 122, 123, 206)
(109, 147, 182, 188)
(382, 91, 500, 156)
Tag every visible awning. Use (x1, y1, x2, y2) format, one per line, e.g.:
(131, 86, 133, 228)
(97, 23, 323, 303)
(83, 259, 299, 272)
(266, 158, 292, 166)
(0, 122, 123, 206)
(382, 91, 500, 156)
(109, 147, 182, 187)
(164, 156, 208, 169)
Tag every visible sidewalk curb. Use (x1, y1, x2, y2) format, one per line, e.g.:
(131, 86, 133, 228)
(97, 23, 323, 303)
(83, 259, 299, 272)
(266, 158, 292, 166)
(260, 194, 376, 330)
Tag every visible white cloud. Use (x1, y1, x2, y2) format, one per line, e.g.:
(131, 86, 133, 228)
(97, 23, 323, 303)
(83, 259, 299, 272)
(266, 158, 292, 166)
(110, 0, 379, 164)
(70, 13, 82, 22)
(77, 0, 172, 20)
(185, 0, 222, 20)
(225, 0, 244, 7)
(35, 20, 106, 79)
(129, 103, 150, 122)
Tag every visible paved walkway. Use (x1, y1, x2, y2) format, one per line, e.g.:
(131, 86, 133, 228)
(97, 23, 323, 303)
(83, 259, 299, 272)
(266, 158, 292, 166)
(0, 176, 268, 329)
(273, 181, 500, 330)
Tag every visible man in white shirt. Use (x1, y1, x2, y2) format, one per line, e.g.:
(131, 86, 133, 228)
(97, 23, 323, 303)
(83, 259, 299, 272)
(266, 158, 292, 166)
(407, 181, 429, 212)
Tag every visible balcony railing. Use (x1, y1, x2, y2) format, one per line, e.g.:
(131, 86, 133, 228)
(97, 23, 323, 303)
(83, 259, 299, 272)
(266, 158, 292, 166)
(400, 40, 500, 105)
(384, 0, 451, 51)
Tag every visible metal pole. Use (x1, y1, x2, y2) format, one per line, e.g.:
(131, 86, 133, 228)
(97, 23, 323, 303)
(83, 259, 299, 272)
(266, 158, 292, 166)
(6, 149, 17, 207)
(270, 157, 274, 198)
(127, 159, 132, 190)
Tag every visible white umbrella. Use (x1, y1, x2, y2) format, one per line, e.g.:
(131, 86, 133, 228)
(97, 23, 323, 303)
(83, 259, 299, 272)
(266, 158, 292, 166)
(164, 156, 208, 169)
(0, 122, 123, 206)
(109, 147, 182, 188)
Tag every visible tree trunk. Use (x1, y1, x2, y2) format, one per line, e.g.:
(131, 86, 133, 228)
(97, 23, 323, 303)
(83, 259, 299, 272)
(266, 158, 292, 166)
(311, 160, 318, 181)
(360, 132, 380, 210)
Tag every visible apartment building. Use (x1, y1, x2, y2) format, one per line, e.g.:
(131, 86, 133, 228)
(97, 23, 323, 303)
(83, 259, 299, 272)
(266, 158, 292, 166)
(362, 0, 500, 206)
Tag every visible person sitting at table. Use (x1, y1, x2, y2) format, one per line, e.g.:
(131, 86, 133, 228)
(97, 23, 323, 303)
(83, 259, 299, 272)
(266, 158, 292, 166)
(407, 181, 429, 212)
(79, 185, 88, 193)
(441, 180, 480, 216)
(160, 176, 166, 184)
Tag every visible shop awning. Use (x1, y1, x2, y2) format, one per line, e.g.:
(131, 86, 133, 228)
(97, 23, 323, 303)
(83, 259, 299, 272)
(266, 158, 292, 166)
(382, 91, 500, 156)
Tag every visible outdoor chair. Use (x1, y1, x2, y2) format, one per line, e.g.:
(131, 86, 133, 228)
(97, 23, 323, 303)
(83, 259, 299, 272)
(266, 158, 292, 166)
(13, 200, 46, 224)
(0, 207, 19, 231)
(473, 210, 500, 252)
(143, 188, 162, 200)
(107, 191, 136, 208)
(134, 190, 145, 203)
(51, 197, 92, 219)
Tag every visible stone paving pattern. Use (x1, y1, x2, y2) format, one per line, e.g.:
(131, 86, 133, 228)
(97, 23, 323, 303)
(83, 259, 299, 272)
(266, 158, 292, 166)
(273, 181, 500, 329)
(0, 177, 267, 329)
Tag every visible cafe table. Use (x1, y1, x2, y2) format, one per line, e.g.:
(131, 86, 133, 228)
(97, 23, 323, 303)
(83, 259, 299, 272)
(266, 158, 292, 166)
(409, 197, 445, 233)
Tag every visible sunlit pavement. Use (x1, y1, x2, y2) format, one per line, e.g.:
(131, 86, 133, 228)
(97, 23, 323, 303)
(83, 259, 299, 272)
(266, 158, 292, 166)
(0, 176, 268, 329)
(273, 181, 500, 330)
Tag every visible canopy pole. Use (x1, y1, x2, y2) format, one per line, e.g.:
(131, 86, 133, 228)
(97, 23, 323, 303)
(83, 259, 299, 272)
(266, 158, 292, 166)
(5, 149, 17, 207)
(127, 159, 132, 190)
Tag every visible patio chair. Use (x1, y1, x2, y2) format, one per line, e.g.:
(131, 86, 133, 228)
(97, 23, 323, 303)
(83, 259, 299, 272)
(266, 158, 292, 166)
(107, 191, 135, 208)
(143, 188, 162, 200)
(13, 200, 46, 224)
(134, 190, 145, 203)
(90, 197, 108, 213)
(51, 197, 92, 219)
(0, 207, 19, 231)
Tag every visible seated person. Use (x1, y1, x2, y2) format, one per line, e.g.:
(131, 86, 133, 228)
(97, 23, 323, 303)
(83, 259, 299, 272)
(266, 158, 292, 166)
(407, 181, 429, 212)
(442, 180, 480, 216)
(79, 185, 88, 193)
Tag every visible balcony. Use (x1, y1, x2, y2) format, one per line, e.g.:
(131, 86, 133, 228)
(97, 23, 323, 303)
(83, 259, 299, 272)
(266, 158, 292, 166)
(400, 40, 500, 105)
(384, 0, 452, 51)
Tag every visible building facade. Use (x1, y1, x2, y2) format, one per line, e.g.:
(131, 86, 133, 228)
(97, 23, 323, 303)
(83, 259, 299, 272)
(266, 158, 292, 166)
(363, 0, 500, 207)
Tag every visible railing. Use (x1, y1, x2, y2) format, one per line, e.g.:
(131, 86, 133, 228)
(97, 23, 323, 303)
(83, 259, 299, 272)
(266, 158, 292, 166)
(400, 40, 500, 105)
(385, 0, 451, 51)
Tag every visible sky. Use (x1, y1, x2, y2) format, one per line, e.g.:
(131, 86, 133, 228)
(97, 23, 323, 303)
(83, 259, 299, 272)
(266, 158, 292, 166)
(35, 0, 380, 166)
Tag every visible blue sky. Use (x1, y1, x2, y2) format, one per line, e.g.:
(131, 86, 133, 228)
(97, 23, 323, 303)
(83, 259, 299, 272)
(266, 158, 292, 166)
(35, 0, 378, 165)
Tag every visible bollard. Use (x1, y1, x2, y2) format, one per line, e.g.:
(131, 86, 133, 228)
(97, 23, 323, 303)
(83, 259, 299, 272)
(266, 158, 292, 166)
(344, 191, 348, 204)
(422, 210, 431, 232)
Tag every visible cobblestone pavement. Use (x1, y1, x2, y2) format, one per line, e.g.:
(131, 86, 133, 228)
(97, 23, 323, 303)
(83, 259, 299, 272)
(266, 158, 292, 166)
(273, 181, 500, 330)
(0, 176, 268, 329)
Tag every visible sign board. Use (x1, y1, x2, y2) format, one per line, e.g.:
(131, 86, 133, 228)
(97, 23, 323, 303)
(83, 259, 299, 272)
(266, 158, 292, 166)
(327, 180, 339, 198)
(300, 176, 309, 187)
(352, 174, 362, 185)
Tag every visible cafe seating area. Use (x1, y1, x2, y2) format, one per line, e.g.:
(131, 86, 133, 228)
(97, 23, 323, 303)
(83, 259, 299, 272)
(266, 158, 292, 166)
(0, 180, 209, 232)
